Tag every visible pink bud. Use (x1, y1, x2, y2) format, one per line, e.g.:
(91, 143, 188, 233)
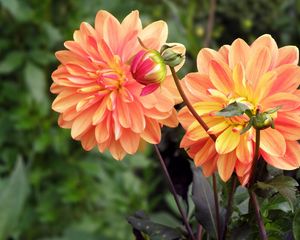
(130, 49, 167, 96)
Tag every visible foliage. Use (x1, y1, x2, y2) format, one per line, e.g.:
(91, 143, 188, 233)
(0, 0, 300, 239)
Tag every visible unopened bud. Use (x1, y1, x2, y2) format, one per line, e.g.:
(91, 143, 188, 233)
(130, 49, 167, 96)
(160, 44, 185, 67)
(253, 113, 274, 130)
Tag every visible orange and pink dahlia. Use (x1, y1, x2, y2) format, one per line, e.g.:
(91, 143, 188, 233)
(178, 34, 300, 184)
(51, 10, 184, 160)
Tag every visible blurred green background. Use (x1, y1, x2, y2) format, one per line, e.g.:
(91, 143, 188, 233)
(0, 0, 300, 239)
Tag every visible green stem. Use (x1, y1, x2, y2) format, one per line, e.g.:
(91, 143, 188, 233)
(170, 67, 221, 240)
(247, 129, 268, 239)
(154, 145, 196, 240)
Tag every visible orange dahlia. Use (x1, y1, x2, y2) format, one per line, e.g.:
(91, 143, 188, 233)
(51, 10, 184, 160)
(178, 34, 300, 184)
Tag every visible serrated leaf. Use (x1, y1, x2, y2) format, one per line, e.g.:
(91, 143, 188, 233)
(127, 212, 182, 240)
(0, 158, 29, 240)
(293, 208, 300, 240)
(256, 176, 298, 211)
(215, 101, 249, 117)
(0, 51, 25, 74)
(24, 62, 48, 105)
(192, 167, 224, 238)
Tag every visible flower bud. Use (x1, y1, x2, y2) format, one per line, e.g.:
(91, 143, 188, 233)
(130, 49, 167, 96)
(253, 112, 274, 130)
(160, 44, 185, 67)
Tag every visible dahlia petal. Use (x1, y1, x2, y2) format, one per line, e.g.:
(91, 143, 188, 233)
(109, 141, 126, 160)
(184, 73, 213, 99)
(197, 48, 225, 74)
(102, 12, 121, 54)
(236, 133, 254, 163)
(71, 106, 96, 139)
(209, 60, 233, 94)
(232, 63, 248, 97)
(116, 97, 131, 128)
(95, 120, 110, 143)
(251, 71, 277, 104)
(193, 101, 223, 116)
(141, 118, 161, 144)
(55, 50, 94, 70)
(202, 157, 217, 177)
(250, 34, 278, 68)
(207, 121, 229, 135)
(186, 121, 209, 141)
(121, 10, 142, 36)
(261, 141, 300, 170)
(92, 96, 109, 125)
(112, 111, 122, 140)
(129, 101, 146, 133)
(259, 128, 286, 157)
(140, 83, 160, 96)
(52, 91, 87, 113)
(178, 107, 194, 129)
(194, 139, 216, 166)
(216, 126, 240, 154)
(154, 89, 174, 112)
(218, 45, 230, 63)
(58, 114, 72, 128)
(271, 64, 300, 93)
(235, 160, 251, 177)
(161, 75, 181, 104)
(217, 151, 237, 181)
(139, 21, 168, 50)
(276, 46, 299, 67)
(229, 38, 250, 68)
(159, 108, 178, 127)
(246, 46, 271, 88)
(81, 128, 97, 151)
(261, 92, 300, 112)
(95, 10, 112, 38)
(120, 129, 140, 154)
(274, 112, 300, 140)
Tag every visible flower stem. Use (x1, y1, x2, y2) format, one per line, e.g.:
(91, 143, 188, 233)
(154, 145, 196, 240)
(204, 0, 217, 48)
(247, 128, 268, 239)
(197, 224, 203, 240)
(222, 176, 237, 240)
(170, 67, 221, 239)
(249, 191, 268, 240)
(212, 174, 221, 240)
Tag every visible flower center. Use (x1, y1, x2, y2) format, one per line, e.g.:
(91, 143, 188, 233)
(97, 55, 129, 91)
(226, 97, 256, 127)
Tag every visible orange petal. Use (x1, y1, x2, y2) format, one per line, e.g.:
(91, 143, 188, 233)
(276, 46, 299, 67)
(120, 129, 140, 154)
(197, 48, 224, 74)
(271, 64, 300, 93)
(186, 121, 209, 141)
(261, 92, 300, 112)
(129, 101, 145, 133)
(229, 38, 250, 68)
(159, 109, 178, 128)
(109, 141, 126, 160)
(259, 128, 286, 157)
(80, 128, 96, 151)
(71, 106, 96, 139)
(184, 73, 213, 99)
(202, 157, 217, 177)
(193, 101, 223, 116)
(116, 97, 131, 128)
(246, 46, 271, 89)
(139, 21, 168, 50)
(216, 126, 240, 154)
(140, 118, 161, 144)
(209, 60, 233, 94)
(178, 107, 194, 130)
(194, 139, 216, 166)
(217, 151, 237, 181)
(95, 120, 110, 143)
(236, 133, 254, 163)
(207, 121, 229, 135)
(274, 112, 300, 140)
(218, 45, 230, 63)
(261, 141, 300, 170)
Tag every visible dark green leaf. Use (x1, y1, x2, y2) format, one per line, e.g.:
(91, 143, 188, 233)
(0, 158, 29, 240)
(215, 101, 250, 117)
(293, 208, 300, 240)
(0, 51, 25, 74)
(24, 62, 48, 105)
(127, 212, 182, 240)
(192, 167, 224, 238)
(256, 176, 298, 211)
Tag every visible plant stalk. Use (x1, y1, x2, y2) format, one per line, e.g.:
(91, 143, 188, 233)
(247, 128, 268, 239)
(170, 67, 221, 239)
(204, 0, 217, 48)
(154, 145, 196, 240)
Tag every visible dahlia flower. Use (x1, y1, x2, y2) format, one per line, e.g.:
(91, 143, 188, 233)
(178, 34, 300, 184)
(51, 10, 185, 160)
